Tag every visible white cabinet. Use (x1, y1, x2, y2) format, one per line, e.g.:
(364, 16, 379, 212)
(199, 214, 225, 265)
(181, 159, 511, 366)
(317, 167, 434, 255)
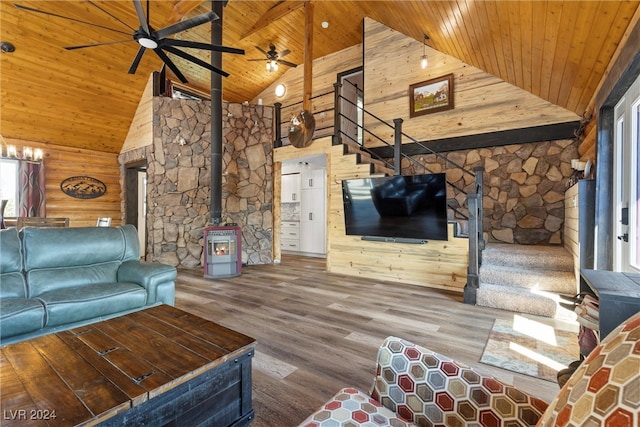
(300, 169, 326, 254)
(281, 173, 300, 203)
(300, 169, 322, 190)
(281, 221, 300, 251)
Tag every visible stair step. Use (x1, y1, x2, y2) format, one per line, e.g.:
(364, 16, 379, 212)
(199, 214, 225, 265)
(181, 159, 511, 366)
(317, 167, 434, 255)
(480, 266, 576, 295)
(482, 243, 574, 272)
(476, 283, 558, 317)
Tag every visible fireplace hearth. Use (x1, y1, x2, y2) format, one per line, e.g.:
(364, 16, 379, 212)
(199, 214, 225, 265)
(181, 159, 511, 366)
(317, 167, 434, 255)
(204, 226, 242, 278)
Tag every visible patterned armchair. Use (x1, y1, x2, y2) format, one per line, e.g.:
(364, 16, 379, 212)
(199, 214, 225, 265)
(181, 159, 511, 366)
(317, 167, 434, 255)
(300, 311, 640, 427)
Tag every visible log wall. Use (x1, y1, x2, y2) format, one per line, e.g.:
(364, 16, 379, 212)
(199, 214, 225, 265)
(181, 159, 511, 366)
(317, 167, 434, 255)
(3, 138, 121, 227)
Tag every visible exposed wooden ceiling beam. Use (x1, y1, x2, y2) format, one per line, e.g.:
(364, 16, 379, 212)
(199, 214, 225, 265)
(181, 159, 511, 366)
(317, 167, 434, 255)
(303, 1, 313, 111)
(241, 1, 305, 39)
(166, 0, 205, 25)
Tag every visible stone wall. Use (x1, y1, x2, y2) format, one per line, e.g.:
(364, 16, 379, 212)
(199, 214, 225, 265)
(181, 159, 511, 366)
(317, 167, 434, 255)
(402, 139, 579, 245)
(122, 97, 273, 268)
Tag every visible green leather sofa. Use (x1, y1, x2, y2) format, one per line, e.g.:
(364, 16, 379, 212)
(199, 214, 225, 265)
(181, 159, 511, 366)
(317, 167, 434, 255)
(0, 224, 177, 345)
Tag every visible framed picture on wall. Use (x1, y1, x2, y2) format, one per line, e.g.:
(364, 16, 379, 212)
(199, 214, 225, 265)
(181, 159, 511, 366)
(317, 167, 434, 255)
(409, 73, 454, 117)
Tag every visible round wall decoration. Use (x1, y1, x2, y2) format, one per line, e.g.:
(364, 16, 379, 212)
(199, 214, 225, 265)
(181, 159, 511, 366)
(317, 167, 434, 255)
(60, 176, 107, 199)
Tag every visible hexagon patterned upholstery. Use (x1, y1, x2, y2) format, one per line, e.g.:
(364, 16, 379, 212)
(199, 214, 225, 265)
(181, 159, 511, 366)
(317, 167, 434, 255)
(299, 311, 640, 427)
(536, 311, 640, 426)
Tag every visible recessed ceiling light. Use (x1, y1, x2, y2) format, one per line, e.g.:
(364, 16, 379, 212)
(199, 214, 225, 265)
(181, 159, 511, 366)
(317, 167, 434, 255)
(321, 21, 329, 29)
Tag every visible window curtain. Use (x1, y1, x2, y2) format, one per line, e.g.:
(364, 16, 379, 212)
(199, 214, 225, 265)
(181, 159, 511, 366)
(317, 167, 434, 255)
(18, 160, 45, 217)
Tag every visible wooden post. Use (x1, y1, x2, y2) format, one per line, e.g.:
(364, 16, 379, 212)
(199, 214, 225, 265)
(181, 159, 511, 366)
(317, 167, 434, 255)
(333, 83, 342, 145)
(464, 193, 479, 304)
(303, 1, 314, 112)
(274, 102, 282, 147)
(474, 166, 485, 255)
(393, 118, 403, 176)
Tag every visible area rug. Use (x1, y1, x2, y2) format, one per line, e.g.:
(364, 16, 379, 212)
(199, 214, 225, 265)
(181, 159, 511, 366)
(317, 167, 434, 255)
(480, 315, 580, 382)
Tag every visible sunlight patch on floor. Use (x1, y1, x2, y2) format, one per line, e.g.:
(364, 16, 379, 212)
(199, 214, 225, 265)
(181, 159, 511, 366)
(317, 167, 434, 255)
(508, 341, 566, 372)
(511, 314, 558, 346)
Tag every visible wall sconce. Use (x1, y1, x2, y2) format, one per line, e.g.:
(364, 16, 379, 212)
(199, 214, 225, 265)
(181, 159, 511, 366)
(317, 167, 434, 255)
(420, 33, 430, 69)
(3, 144, 43, 161)
(275, 83, 286, 98)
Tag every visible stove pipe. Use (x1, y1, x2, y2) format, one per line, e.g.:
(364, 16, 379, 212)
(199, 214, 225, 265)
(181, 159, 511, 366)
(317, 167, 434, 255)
(210, 1, 223, 226)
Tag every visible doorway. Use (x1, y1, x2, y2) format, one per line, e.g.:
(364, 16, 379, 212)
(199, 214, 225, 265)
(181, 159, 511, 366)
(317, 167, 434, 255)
(613, 72, 640, 272)
(125, 161, 147, 259)
(338, 67, 363, 145)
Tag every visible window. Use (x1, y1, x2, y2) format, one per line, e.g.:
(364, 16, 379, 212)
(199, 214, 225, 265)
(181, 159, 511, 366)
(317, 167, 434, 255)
(0, 158, 19, 216)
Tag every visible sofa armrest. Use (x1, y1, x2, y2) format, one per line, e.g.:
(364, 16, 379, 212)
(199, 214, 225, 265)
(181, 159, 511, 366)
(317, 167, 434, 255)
(371, 336, 548, 426)
(117, 261, 177, 305)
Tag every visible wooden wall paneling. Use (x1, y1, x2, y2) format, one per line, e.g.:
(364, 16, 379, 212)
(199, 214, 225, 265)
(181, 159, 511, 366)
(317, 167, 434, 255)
(273, 160, 282, 262)
(564, 183, 580, 268)
(275, 136, 468, 293)
(361, 18, 579, 150)
(122, 73, 155, 152)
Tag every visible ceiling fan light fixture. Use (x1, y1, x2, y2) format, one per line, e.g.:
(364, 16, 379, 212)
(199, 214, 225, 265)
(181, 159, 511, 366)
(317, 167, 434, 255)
(266, 60, 278, 72)
(138, 37, 158, 49)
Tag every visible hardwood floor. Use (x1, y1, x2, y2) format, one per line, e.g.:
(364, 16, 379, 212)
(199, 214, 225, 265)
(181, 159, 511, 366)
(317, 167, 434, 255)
(175, 254, 564, 426)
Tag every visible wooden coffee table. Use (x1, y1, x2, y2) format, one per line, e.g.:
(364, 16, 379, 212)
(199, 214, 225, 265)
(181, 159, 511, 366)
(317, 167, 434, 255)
(0, 304, 256, 426)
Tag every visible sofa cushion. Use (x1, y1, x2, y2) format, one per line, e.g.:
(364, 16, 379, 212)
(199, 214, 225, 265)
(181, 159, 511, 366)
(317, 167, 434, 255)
(372, 337, 548, 427)
(536, 311, 640, 427)
(36, 282, 147, 327)
(299, 387, 415, 427)
(28, 261, 123, 298)
(0, 229, 27, 298)
(0, 298, 46, 339)
(21, 225, 139, 271)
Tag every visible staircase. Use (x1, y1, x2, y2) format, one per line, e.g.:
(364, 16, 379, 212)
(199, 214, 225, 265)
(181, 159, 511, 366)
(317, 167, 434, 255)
(476, 243, 576, 318)
(341, 138, 394, 176)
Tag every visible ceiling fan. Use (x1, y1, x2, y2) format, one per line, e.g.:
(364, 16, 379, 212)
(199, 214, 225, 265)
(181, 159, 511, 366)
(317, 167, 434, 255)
(14, 0, 244, 82)
(249, 44, 297, 72)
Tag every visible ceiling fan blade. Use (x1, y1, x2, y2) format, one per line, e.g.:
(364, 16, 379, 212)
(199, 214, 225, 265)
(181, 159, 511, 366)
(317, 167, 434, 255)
(255, 45, 269, 56)
(64, 39, 132, 50)
(247, 59, 266, 62)
(162, 39, 244, 55)
(132, 0, 151, 35)
(153, 48, 189, 83)
(128, 45, 146, 74)
(163, 46, 229, 77)
(277, 59, 297, 68)
(87, 1, 136, 32)
(14, 3, 130, 36)
(279, 49, 291, 58)
(155, 10, 218, 40)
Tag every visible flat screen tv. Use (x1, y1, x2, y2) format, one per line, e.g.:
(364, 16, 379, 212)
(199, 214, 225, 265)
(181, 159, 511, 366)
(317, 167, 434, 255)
(341, 173, 448, 242)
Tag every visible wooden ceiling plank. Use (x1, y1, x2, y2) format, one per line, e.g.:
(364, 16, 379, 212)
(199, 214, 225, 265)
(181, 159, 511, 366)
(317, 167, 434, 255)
(556, 2, 598, 113)
(453, 0, 486, 71)
(241, 0, 305, 39)
(573, 1, 639, 113)
(547, 1, 580, 106)
(482, 1, 509, 82)
(518, 0, 534, 93)
(538, 1, 564, 102)
(508, 1, 525, 90)
(474, 1, 501, 75)
(493, 1, 516, 86)
(430, 1, 471, 68)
